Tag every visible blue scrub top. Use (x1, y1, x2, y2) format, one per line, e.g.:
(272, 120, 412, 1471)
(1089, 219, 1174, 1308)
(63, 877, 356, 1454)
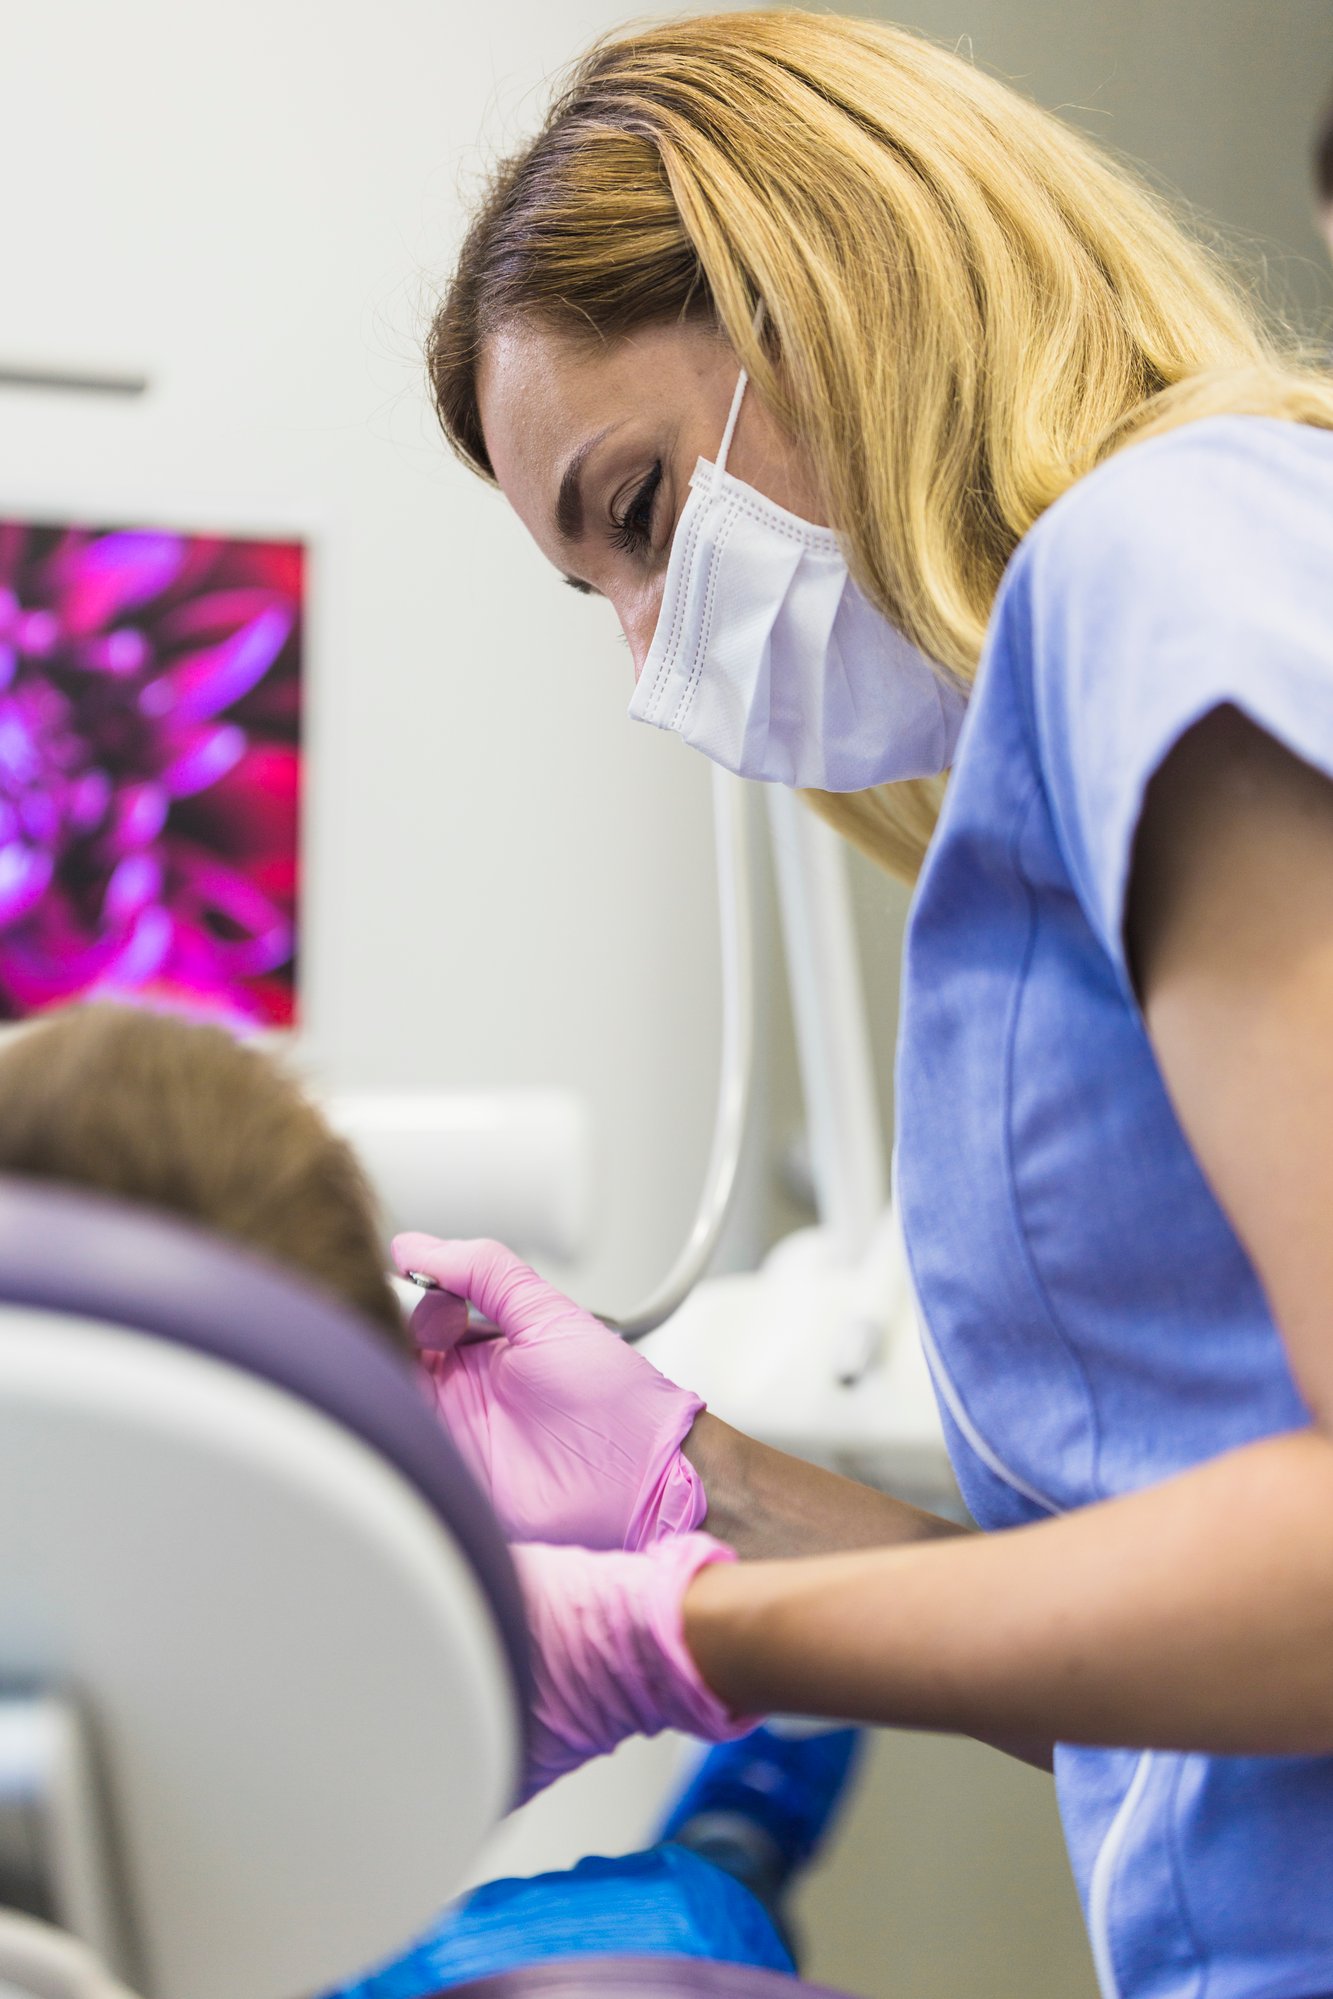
(897, 416, 1333, 1999)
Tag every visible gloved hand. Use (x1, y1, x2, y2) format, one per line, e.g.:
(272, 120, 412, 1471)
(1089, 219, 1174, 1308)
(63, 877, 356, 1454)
(393, 1234, 708, 1551)
(512, 1532, 755, 1802)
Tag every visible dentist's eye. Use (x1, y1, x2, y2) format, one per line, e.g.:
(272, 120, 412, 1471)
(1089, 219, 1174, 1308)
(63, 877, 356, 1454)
(611, 462, 663, 556)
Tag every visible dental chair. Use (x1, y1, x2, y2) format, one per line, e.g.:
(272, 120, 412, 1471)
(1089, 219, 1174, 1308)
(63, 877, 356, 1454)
(0, 1179, 854, 1999)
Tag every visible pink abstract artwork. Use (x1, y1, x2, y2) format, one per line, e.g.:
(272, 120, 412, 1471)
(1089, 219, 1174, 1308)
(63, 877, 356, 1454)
(0, 518, 303, 1026)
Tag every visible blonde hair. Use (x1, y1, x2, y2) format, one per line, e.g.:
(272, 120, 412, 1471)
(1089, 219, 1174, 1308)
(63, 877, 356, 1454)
(0, 1005, 406, 1347)
(429, 9, 1333, 878)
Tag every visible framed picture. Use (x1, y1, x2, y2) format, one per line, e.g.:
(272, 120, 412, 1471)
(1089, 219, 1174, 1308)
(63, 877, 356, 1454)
(0, 516, 303, 1027)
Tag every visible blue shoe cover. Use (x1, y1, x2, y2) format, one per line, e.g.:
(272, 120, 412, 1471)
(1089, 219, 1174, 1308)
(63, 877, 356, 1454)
(657, 1723, 864, 1879)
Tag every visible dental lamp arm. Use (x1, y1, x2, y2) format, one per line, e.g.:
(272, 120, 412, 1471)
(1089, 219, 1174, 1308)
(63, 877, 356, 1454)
(613, 768, 755, 1340)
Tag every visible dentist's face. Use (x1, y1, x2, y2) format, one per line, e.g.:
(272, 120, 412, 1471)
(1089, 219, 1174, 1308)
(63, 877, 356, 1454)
(477, 318, 825, 679)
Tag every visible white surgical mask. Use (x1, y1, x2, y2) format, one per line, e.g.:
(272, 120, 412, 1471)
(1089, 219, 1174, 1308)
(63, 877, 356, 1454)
(627, 366, 966, 789)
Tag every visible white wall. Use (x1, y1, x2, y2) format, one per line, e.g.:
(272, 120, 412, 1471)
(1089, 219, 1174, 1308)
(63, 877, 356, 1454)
(0, 0, 748, 1318)
(893, 0, 1333, 336)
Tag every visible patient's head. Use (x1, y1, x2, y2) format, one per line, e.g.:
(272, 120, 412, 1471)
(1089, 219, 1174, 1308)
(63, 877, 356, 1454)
(0, 1004, 406, 1349)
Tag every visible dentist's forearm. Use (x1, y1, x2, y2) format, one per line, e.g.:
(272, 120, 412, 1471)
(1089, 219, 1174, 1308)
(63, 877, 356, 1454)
(682, 1415, 1053, 1763)
(683, 1428, 1333, 1754)
(683, 1412, 967, 1559)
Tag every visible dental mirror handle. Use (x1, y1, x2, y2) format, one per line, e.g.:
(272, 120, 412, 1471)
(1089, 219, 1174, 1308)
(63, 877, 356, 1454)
(405, 1270, 503, 1346)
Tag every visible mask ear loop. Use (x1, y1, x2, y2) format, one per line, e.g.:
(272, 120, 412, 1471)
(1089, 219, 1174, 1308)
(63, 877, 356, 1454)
(713, 367, 749, 488)
(712, 299, 767, 489)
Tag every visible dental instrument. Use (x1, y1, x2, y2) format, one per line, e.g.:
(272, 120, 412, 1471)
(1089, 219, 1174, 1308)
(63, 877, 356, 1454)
(404, 1270, 503, 1347)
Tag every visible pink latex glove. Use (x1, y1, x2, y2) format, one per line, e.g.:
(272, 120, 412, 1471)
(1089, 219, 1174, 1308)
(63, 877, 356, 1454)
(513, 1532, 755, 1802)
(393, 1234, 708, 1552)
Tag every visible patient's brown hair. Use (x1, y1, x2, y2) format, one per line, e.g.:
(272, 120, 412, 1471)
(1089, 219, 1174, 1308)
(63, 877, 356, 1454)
(0, 1004, 406, 1349)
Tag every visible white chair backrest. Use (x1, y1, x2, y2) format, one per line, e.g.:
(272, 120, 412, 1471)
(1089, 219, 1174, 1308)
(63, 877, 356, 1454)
(0, 1181, 528, 1999)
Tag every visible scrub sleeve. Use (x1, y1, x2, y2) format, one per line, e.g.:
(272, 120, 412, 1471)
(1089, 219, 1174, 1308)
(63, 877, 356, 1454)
(1022, 415, 1333, 969)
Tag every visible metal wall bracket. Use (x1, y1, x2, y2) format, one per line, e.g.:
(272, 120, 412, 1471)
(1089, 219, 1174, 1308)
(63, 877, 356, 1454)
(0, 368, 148, 397)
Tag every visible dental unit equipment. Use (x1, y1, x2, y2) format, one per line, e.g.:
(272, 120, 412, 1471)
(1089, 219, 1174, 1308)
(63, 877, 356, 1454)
(610, 767, 756, 1340)
(606, 770, 946, 1495)
(338, 764, 754, 1345)
(351, 767, 950, 1496)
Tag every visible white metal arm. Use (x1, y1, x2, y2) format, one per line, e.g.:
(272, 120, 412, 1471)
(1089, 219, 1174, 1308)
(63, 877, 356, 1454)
(614, 767, 756, 1339)
(764, 789, 887, 1259)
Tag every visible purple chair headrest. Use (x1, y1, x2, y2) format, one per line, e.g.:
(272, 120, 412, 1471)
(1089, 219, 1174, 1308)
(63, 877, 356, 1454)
(0, 1173, 532, 1751)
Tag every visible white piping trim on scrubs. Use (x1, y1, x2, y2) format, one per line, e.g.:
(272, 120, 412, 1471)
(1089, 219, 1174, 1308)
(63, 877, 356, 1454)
(892, 1141, 1061, 1520)
(912, 1301, 1060, 1517)
(901, 1184, 1150, 1999)
(1088, 1750, 1155, 1999)
(923, 1295, 1151, 1999)
(920, 1288, 1155, 1999)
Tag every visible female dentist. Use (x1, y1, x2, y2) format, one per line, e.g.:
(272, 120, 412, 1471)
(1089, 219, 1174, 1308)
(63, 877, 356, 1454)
(398, 12, 1333, 1995)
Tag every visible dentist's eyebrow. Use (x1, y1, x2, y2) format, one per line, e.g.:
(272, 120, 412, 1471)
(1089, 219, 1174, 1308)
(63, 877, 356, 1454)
(555, 424, 618, 544)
